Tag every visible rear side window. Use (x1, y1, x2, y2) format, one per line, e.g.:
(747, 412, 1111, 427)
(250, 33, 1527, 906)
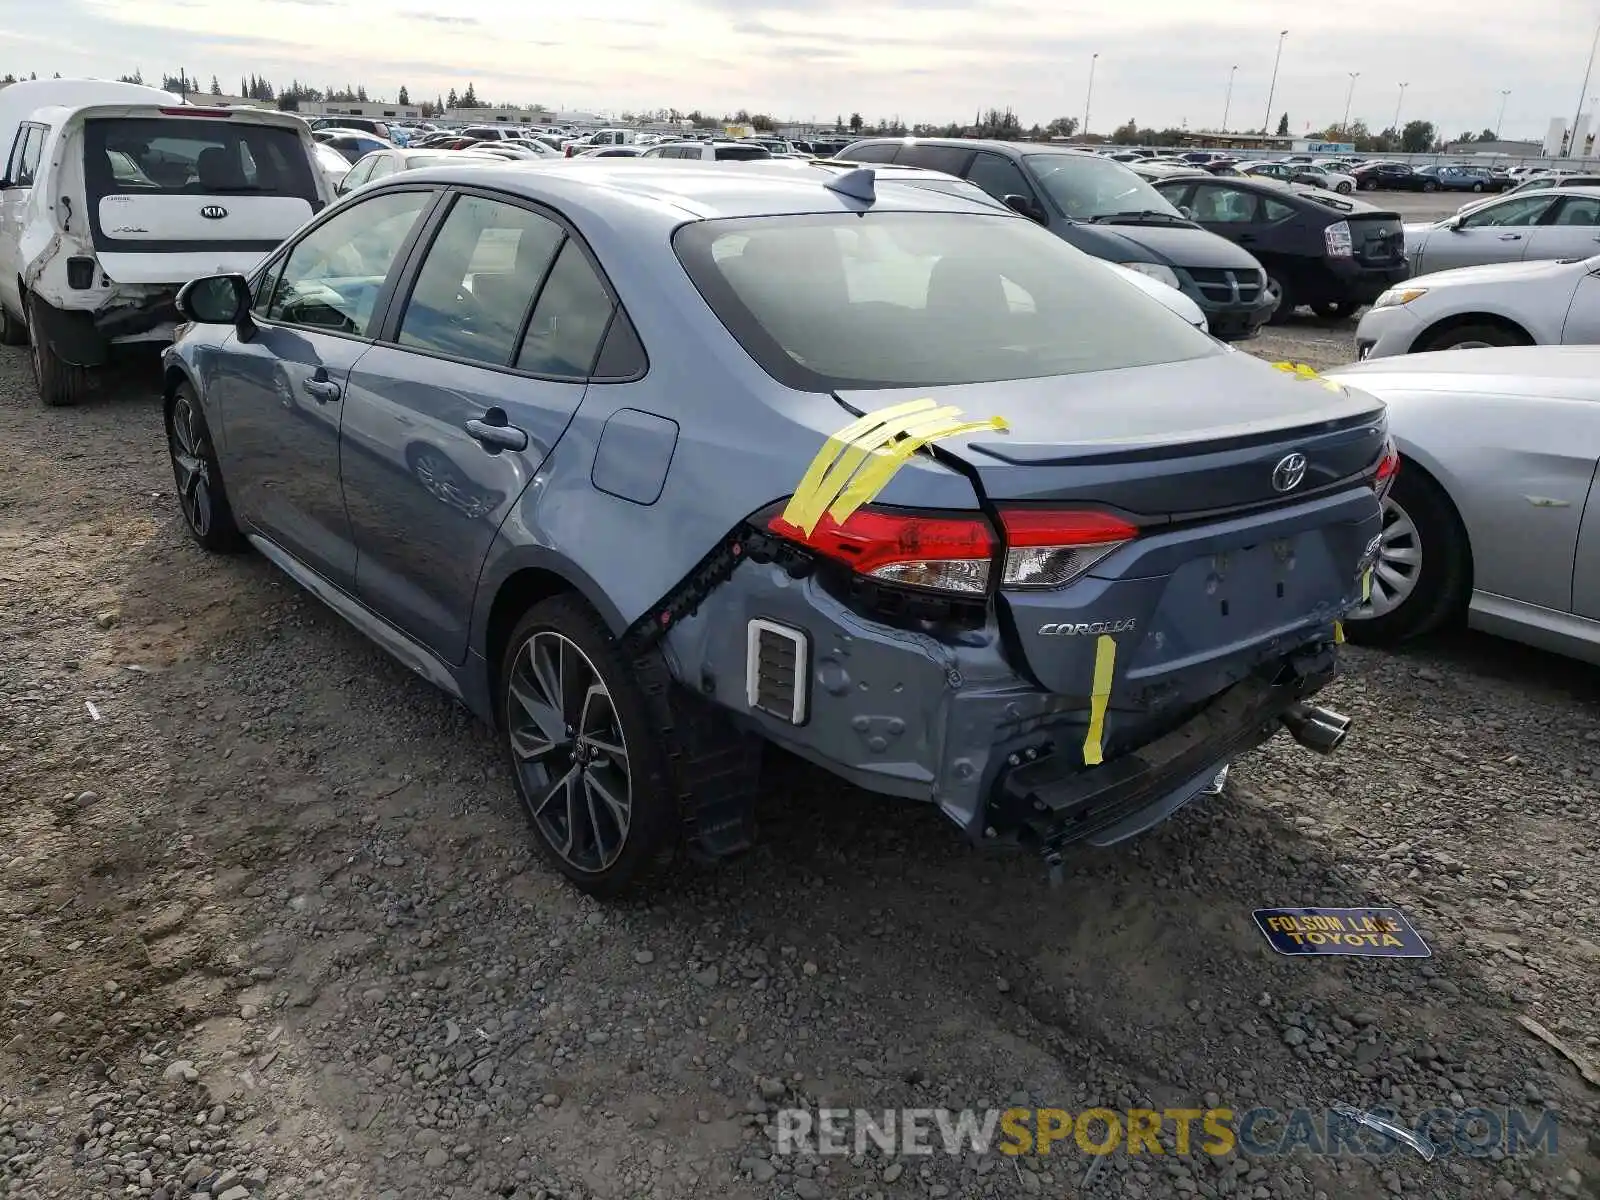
(398, 195, 565, 367)
(714, 144, 770, 161)
(515, 240, 615, 376)
(83, 117, 317, 202)
(674, 211, 1220, 391)
(9, 124, 47, 187)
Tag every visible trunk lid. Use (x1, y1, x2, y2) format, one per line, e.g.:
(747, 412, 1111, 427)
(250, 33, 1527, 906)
(835, 353, 1386, 703)
(838, 351, 1385, 516)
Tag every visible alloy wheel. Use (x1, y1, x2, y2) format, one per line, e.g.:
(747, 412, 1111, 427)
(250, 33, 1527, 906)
(169, 395, 215, 538)
(1356, 494, 1422, 618)
(507, 631, 632, 873)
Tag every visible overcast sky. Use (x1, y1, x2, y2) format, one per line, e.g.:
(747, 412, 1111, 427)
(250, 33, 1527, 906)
(2, 0, 1597, 138)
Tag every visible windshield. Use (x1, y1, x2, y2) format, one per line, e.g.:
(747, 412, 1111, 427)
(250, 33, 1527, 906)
(674, 211, 1220, 391)
(1022, 153, 1183, 221)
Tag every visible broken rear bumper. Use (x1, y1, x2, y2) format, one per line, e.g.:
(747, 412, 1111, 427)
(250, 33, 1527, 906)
(30, 290, 179, 367)
(987, 646, 1337, 853)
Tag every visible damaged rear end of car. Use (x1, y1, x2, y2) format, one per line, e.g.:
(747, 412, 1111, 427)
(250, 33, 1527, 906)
(15, 102, 327, 383)
(656, 201, 1391, 876)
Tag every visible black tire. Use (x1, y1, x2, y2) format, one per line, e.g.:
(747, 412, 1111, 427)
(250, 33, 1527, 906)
(1471, 182, 1484, 193)
(1312, 299, 1358, 319)
(1265, 271, 1295, 324)
(1361, 180, 1378, 191)
(1336, 181, 1353, 194)
(1417, 322, 1531, 353)
(166, 382, 245, 553)
(0, 302, 26, 347)
(1344, 465, 1470, 645)
(1422, 180, 1439, 193)
(27, 295, 90, 407)
(498, 596, 687, 897)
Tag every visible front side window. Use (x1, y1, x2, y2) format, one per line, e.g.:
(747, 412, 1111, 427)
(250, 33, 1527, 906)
(266, 189, 433, 334)
(715, 144, 769, 161)
(675, 211, 1220, 391)
(340, 156, 377, 192)
(965, 152, 1033, 205)
(1023, 153, 1184, 221)
(398, 194, 565, 367)
(1459, 194, 1559, 229)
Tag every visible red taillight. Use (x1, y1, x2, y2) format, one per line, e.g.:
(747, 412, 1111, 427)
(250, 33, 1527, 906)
(764, 505, 1139, 595)
(1373, 438, 1400, 497)
(998, 509, 1138, 589)
(159, 107, 233, 117)
(767, 508, 995, 594)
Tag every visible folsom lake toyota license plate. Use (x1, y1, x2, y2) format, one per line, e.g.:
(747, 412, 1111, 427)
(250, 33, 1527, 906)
(1253, 906, 1432, 957)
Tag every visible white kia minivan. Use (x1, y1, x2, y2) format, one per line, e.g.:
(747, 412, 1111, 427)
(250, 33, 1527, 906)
(0, 79, 332, 405)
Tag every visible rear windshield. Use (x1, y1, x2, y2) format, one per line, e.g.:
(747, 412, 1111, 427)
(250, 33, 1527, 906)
(674, 211, 1220, 391)
(85, 117, 318, 201)
(715, 144, 771, 161)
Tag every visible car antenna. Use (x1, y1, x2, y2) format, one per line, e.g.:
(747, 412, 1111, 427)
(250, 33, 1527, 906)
(824, 166, 876, 203)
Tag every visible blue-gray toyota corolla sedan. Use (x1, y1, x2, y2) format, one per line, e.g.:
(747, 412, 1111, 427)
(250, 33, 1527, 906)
(161, 159, 1392, 896)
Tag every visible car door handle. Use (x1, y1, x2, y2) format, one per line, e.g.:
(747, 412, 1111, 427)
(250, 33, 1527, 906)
(1237, 233, 1256, 242)
(303, 378, 341, 402)
(465, 416, 528, 451)
(1498, 233, 1522, 241)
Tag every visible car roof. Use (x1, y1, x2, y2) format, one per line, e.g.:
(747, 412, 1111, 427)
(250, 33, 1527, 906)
(383, 159, 1011, 225)
(842, 136, 1096, 158)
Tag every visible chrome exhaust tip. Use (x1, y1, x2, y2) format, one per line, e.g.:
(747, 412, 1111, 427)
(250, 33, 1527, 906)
(1280, 703, 1352, 755)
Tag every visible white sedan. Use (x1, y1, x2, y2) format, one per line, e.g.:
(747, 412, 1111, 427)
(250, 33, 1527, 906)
(1354, 254, 1600, 359)
(1326, 346, 1600, 665)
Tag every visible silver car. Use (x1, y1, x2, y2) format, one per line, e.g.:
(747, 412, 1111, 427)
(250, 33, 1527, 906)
(1328, 346, 1600, 664)
(1404, 187, 1600, 274)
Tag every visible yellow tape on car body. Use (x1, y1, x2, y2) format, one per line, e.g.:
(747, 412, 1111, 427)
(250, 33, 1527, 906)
(1082, 634, 1117, 767)
(782, 400, 1009, 534)
(1334, 620, 1346, 644)
(1270, 359, 1346, 395)
(1361, 568, 1372, 603)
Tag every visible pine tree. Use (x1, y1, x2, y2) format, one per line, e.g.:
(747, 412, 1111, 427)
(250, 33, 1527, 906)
(397, 85, 410, 105)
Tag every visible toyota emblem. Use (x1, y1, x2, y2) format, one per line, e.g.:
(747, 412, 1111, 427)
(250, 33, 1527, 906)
(200, 205, 228, 220)
(1272, 452, 1308, 493)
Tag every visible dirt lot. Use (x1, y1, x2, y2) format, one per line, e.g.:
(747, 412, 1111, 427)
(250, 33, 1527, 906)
(3, 321, 1598, 1200)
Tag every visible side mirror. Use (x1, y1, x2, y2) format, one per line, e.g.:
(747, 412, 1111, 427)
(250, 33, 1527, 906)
(1178, 206, 1194, 220)
(176, 273, 252, 326)
(1003, 193, 1046, 224)
(1445, 215, 1464, 231)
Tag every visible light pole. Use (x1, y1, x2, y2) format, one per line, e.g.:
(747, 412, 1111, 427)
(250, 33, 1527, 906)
(1342, 71, 1360, 135)
(1083, 53, 1098, 138)
(1392, 82, 1408, 136)
(1572, 17, 1600, 156)
(1495, 89, 1511, 139)
(1222, 64, 1238, 133)
(1263, 30, 1288, 135)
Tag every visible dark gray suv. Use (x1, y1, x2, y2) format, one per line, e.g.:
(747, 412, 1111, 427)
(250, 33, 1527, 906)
(837, 138, 1277, 339)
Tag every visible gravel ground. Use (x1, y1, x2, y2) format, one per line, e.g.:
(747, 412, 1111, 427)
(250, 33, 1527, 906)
(3, 330, 1598, 1200)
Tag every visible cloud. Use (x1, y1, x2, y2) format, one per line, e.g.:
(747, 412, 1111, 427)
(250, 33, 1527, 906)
(0, 0, 1590, 138)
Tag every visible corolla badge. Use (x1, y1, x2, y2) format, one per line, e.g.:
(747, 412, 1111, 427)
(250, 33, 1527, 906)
(200, 205, 228, 220)
(1039, 619, 1137, 636)
(1272, 452, 1308, 493)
